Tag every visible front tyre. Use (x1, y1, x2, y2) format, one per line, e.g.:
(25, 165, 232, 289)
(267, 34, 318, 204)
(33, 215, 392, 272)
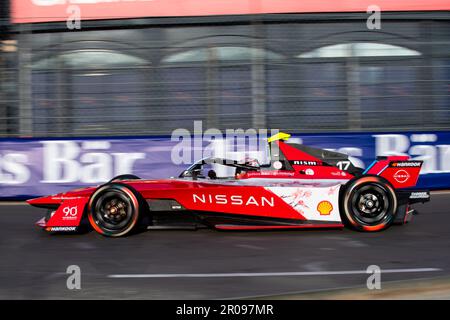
(341, 176, 397, 232)
(88, 184, 141, 237)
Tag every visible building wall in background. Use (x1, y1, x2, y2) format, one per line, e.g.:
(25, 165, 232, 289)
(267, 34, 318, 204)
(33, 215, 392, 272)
(10, 0, 450, 23)
(0, 1, 18, 137)
(6, 16, 449, 137)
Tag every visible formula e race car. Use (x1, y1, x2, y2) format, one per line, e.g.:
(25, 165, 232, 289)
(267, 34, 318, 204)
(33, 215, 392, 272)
(28, 132, 430, 237)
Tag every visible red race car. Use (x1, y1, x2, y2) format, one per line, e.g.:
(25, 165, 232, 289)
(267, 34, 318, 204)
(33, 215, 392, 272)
(28, 133, 430, 237)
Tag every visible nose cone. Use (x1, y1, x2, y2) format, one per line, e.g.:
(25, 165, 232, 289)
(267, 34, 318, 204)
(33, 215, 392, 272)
(27, 195, 62, 208)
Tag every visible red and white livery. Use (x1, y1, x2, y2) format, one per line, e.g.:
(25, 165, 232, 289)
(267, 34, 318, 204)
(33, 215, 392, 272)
(28, 132, 430, 237)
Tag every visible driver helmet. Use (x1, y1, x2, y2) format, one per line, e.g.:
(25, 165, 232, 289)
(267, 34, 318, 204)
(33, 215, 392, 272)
(240, 157, 260, 168)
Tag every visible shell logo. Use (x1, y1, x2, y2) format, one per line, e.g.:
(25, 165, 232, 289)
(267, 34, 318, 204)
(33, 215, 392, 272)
(317, 200, 333, 215)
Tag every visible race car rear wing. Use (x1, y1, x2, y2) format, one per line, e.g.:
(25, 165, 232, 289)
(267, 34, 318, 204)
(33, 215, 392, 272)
(364, 156, 423, 189)
(266, 133, 424, 189)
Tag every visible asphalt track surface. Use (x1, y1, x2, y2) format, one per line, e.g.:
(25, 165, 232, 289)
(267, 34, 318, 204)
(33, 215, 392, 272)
(0, 193, 449, 299)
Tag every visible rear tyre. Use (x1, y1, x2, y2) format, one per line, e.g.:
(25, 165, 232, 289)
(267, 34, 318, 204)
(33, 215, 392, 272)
(88, 184, 142, 237)
(341, 176, 397, 232)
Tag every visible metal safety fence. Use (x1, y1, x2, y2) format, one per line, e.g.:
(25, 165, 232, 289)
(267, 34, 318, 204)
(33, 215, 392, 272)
(0, 18, 449, 137)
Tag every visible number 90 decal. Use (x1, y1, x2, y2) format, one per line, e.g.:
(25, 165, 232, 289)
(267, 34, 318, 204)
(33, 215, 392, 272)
(63, 206, 78, 217)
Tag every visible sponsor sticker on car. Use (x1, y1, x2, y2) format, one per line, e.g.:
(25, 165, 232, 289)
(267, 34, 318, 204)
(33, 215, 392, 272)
(390, 161, 422, 167)
(393, 170, 410, 183)
(46, 198, 88, 227)
(317, 201, 333, 215)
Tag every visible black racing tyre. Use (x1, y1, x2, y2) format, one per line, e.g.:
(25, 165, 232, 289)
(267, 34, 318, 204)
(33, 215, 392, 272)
(88, 183, 142, 237)
(108, 174, 141, 183)
(341, 176, 397, 232)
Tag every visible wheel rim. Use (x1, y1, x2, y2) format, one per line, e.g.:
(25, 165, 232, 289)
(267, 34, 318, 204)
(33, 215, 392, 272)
(93, 189, 134, 232)
(351, 184, 390, 225)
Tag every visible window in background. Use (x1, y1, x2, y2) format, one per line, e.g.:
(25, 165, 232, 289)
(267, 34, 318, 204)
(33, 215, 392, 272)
(161, 45, 284, 131)
(297, 43, 421, 58)
(32, 49, 150, 136)
(432, 58, 450, 129)
(297, 42, 423, 130)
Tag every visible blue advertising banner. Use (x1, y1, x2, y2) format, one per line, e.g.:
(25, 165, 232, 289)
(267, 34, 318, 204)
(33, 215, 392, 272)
(1, 131, 449, 199)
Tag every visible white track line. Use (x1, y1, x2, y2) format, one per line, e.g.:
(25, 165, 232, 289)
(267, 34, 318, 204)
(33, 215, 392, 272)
(0, 201, 29, 205)
(431, 190, 450, 195)
(108, 268, 442, 279)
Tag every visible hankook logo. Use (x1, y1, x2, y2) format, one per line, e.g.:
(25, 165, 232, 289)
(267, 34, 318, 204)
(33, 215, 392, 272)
(192, 194, 275, 207)
(391, 161, 422, 167)
(50, 226, 77, 232)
